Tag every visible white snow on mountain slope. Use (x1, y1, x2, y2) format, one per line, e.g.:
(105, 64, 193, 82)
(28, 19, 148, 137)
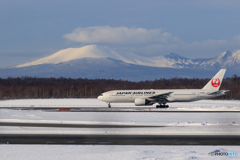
(15, 45, 240, 70)
(16, 45, 132, 67)
(15, 45, 188, 68)
(195, 50, 240, 69)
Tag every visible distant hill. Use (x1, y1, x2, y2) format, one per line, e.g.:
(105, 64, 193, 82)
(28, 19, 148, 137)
(0, 45, 239, 80)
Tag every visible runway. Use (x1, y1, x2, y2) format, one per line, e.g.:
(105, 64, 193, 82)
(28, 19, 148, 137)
(1, 134, 240, 145)
(1, 103, 240, 146)
(0, 122, 166, 128)
(1, 107, 240, 112)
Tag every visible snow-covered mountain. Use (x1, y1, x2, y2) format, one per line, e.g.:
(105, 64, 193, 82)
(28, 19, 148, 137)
(0, 58, 218, 81)
(16, 45, 188, 68)
(192, 50, 240, 70)
(0, 45, 238, 80)
(15, 45, 240, 71)
(16, 45, 131, 67)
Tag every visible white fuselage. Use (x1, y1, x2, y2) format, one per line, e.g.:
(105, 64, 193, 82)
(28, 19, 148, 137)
(97, 89, 224, 104)
(97, 69, 228, 107)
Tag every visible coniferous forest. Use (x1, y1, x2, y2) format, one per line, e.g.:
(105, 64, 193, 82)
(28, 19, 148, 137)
(0, 75, 240, 100)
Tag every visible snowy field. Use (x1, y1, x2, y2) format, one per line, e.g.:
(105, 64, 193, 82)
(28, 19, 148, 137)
(0, 145, 240, 160)
(1, 99, 240, 159)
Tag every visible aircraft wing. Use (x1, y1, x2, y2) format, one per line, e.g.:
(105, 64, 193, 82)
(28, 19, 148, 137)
(147, 92, 173, 102)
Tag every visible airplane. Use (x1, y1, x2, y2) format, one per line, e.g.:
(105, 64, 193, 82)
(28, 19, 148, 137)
(97, 69, 229, 108)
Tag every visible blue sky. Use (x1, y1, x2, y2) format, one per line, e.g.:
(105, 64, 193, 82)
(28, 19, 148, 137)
(0, 0, 240, 67)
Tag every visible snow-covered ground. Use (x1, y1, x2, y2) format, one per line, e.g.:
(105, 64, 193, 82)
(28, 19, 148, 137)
(0, 109, 239, 135)
(0, 99, 240, 159)
(0, 145, 240, 160)
(0, 99, 240, 135)
(0, 98, 240, 111)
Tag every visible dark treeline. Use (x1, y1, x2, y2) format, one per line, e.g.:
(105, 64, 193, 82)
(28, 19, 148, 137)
(0, 75, 240, 100)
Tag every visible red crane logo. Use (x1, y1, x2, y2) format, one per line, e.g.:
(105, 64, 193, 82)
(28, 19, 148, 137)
(211, 78, 221, 87)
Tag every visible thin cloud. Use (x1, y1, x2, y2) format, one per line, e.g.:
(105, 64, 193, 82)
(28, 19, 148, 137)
(63, 26, 182, 44)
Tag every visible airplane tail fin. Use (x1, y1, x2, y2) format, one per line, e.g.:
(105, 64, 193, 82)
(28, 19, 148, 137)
(202, 69, 226, 91)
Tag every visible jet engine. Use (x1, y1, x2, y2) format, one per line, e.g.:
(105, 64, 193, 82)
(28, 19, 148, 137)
(134, 98, 151, 106)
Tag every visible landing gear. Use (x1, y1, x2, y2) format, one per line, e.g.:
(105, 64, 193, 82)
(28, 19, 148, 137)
(156, 104, 169, 108)
(156, 101, 169, 108)
(107, 102, 111, 108)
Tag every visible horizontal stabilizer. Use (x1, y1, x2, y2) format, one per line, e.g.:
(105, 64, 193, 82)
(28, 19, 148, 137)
(209, 90, 229, 95)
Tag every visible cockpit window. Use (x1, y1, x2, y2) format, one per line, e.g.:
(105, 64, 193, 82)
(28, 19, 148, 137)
(99, 94, 103, 96)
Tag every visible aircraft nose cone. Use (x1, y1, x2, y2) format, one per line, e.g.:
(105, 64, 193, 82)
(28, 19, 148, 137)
(97, 96, 101, 100)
